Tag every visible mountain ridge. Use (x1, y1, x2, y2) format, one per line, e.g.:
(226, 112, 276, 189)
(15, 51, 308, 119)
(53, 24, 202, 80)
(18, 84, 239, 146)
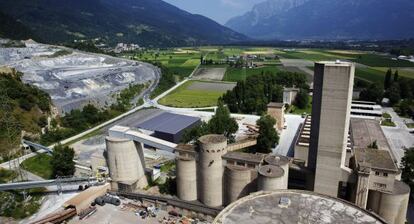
(0, 0, 248, 46)
(226, 0, 414, 40)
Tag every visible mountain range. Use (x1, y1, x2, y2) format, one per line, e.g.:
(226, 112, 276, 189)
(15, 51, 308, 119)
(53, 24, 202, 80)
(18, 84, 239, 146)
(0, 0, 248, 46)
(226, 0, 414, 40)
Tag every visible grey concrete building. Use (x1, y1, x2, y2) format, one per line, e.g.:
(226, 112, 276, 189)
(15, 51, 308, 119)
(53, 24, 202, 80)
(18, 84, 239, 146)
(308, 61, 355, 197)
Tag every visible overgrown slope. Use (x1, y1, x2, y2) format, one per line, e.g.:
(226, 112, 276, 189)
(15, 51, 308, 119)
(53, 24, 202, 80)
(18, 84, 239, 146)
(0, 0, 248, 46)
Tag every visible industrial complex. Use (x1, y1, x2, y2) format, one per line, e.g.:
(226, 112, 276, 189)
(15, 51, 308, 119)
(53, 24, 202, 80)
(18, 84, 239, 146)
(1, 61, 412, 224)
(94, 62, 409, 223)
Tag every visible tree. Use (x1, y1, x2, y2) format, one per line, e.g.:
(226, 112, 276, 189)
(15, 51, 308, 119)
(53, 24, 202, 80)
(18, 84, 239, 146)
(387, 82, 401, 105)
(360, 83, 383, 103)
(368, 140, 378, 149)
(51, 144, 75, 177)
(295, 88, 309, 109)
(255, 115, 279, 153)
(221, 71, 308, 114)
(181, 121, 209, 143)
(394, 70, 399, 82)
(401, 148, 414, 191)
(399, 78, 413, 99)
(384, 69, 392, 90)
(208, 102, 238, 141)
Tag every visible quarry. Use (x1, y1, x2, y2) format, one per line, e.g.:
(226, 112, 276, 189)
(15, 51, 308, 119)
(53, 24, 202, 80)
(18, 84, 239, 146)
(0, 40, 159, 114)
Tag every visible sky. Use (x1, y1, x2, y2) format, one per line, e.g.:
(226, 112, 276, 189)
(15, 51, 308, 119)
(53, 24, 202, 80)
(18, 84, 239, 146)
(163, 0, 264, 24)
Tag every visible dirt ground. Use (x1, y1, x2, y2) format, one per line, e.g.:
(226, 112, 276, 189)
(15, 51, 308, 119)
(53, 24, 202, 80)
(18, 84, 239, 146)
(187, 81, 235, 92)
(193, 67, 227, 81)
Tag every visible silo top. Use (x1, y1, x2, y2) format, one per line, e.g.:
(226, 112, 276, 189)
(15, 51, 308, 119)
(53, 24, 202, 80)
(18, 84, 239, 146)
(106, 136, 131, 143)
(265, 155, 289, 166)
(177, 155, 195, 161)
(226, 164, 250, 172)
(259, 165, 284, 178)
(198, 134, 227, 144)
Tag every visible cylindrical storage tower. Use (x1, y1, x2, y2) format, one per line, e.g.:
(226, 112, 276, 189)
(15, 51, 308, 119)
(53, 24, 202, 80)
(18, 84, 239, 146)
(366, 181, 410, 224)
(197, 134, 228, 207)
(176, 156, 197, 201)
(264, 155, 289, 189)
(106, 137, 147, 190)
(224, 165, 252, 205)
(258, 165, 286, 191)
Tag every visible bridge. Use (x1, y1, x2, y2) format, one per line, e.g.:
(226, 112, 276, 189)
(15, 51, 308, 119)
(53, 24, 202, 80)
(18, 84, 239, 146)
(0, 177, 97, 192)
(22, 139, 54, 154)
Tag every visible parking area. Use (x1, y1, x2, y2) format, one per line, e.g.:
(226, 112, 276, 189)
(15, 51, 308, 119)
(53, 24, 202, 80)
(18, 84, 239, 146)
(381, 108, 414, 165)
(186, 81, 235, 92)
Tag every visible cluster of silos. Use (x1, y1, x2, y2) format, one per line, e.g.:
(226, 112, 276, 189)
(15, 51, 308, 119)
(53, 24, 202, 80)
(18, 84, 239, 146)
(197, 135, 228, 207)
(105, 137, 148, 191)
(176, 155, 197, 201)
(258, 155, 289, 191)
(366, 181, 410, 224)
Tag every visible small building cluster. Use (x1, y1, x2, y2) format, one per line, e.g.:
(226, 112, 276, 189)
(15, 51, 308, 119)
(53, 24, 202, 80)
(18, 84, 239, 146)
(114, 43, 141, 53)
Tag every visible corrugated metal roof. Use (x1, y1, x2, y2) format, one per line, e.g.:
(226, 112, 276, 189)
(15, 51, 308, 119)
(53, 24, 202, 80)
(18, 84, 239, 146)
(138, 112, 200, 135)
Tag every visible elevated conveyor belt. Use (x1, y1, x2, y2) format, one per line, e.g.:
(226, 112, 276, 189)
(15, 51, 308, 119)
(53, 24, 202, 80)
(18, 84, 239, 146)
(108, 126, 178, 152)
(0, 177, 97, 191)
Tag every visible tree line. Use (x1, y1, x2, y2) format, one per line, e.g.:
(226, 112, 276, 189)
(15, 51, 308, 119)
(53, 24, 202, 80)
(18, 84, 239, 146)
(221, 71, 309, 114)
(360, 69, 414, 117)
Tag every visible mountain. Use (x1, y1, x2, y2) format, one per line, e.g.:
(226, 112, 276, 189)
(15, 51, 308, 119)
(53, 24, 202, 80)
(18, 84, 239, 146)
(226, 0, 414, 40)
(0, 11, 35, 41)
(0, 0, 248, 46)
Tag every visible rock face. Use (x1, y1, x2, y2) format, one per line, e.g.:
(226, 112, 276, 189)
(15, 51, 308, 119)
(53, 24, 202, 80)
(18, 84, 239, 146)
(226, 0, 414, 40)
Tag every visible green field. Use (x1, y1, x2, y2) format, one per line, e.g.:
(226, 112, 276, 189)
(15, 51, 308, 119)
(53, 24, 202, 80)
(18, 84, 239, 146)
(21, 154, 53, 179)
(126, 47, 414, 86)
(131, 50, 201, 79)
(223, 66, 279, 82)
(158, 80, 229, 108)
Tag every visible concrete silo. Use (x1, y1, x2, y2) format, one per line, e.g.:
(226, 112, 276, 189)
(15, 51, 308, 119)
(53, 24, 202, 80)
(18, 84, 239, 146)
(105, 137, 148, 192)
(197, 134, 228, 207)
(264, 155, 289, 189)
(176, 156, 197, 201)
(258, 165, 286, 191)
(224, 165, 253, 206)
(366, 181, 410, 224)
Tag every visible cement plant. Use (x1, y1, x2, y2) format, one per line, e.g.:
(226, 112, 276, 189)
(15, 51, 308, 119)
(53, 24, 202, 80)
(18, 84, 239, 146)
(1, 2, 414, 223)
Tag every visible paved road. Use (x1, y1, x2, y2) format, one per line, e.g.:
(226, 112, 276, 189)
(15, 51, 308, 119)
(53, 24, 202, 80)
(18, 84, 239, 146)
(381, 108, 414, 165)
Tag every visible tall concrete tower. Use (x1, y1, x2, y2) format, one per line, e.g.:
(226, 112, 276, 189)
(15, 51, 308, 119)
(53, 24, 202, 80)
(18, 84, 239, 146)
(308, 61, 355, 197)
(197, 134, 227, 207)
